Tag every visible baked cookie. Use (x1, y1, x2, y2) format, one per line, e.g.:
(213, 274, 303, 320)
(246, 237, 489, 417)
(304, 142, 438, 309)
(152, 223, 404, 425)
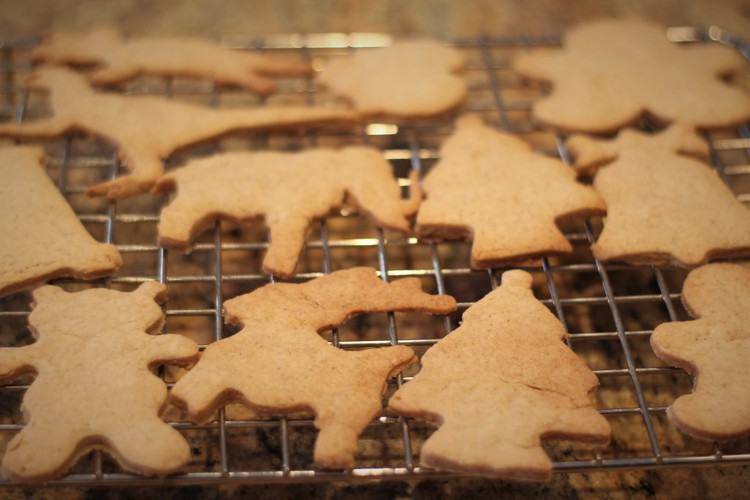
(0, 67, 356, 199)
(170, 267, 456, 469)
(651, 263, 750, 440)
(32, 26, 311, 95)
(0, 282, 198, 480)
(416, 115, 605, 268)
(567, 125, 750, 266)
(317, 40, 466, 117)
(156, 147, 420, 277)
(389, 270, 610, 481)
(0, 146, 121, 298)
(513, 19, 750, 132)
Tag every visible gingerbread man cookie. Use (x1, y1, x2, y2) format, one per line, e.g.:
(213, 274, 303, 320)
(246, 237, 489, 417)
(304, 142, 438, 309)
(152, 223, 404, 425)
(0, 67, 355, 199)
(389, 270, 610, 481)
(651, 263, 750, 440)
(567, 125, 750, 266)
(416, 115, 605, 268)
(170, 267, 456, 469)
(514, 19, 750, 132)
(156, 147, 420, 277)
(32, 26, 311, 95)
(0, 283, 198, 480)
(0, 146, 121, 298)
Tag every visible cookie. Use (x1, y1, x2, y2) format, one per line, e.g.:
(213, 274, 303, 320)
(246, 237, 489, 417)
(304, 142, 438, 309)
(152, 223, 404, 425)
(651, 263, 750, 440)
(513, 19, 750, 132)
(389, 270, 610, 481)
(416, 115, 605, 268)
(170, 267, 456, 469)
(0, 67, 356, 199)
(32, 26, 312, 95)
(567, 125, 750, 266)
(156, 147, 419, 277)
(0, 282, 198, 480)
(0, 145, 121, 298)
(317, 39, 466, 117)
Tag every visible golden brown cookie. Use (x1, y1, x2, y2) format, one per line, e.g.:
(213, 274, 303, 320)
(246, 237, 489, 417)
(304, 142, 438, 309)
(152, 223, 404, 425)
(513, 19, 750, 132)
(567, 125, 750, 266)
(389, 270, 610, 482)
(170, 267, 456, 469)
(416, 115, 605, 268)
(651, 263, 750, 440)
(156, 147, 419, 277)
(317, 39, 466, 117)
(0, 146, 121, 298)
(0, 282, 198, 480)
(32, 26, 311, 95)
(0, 67, 356, 199)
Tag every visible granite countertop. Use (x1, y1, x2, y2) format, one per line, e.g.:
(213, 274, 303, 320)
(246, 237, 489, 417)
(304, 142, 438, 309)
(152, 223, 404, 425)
(1, 1, 749, 498)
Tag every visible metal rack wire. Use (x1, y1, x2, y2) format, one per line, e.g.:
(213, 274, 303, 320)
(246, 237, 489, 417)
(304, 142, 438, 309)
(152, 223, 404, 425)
(1, 27, 750, 487)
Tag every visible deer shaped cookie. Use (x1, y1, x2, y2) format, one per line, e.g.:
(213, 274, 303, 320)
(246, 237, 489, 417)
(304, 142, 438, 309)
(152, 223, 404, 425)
(651, 263, 750, 440)
(0, 283, 198, 480)
(567, 125, 750, 266)
(514, 19, 750, 131)
(156, 147, 420, 277)
(0, 67, 355, 199)
(170, 267, 456, 469)
(32, 26, 312, 95)
(416, 115, 605, 268)
(389, 270, 610, 481)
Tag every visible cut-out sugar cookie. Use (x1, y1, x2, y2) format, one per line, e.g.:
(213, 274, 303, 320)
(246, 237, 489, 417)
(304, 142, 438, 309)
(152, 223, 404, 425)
(156, 146, 420, 277)
(0, 67, 356, 199)
(389, 269, 610, 482)
(651, 263, 750, 440)
(0, 146, 121, 298)
(170, 267, 456, 469)
(317, 40, 467, 117)
(416, 115, 605, 268)
(513, 19, 750, 132)
(567, 125, 750, 266)
(32, 26, 312, 95)
(0, 283, 198, 480)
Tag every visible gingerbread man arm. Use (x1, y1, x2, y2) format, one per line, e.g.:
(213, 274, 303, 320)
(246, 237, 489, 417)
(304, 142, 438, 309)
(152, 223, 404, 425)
(0, 345, 39, 383)
(144, 334, 199, 367)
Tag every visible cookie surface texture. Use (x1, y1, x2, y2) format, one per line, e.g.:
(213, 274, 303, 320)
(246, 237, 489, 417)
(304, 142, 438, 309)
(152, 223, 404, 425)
(32, 26, 311, 95)
(170, 267, 456, 469)
(317, 39, 466, 117)
(156, 147, 419, 277)
(0, 146, 121, 298)
(388, 270, 610, 481)
(567, 125, 750, 266)
(0, 67, 355, 199)
(513, 19, 750, 131)
(651, 263, 750, 440)
(0, 282, 199, 480)
(416, 115, 605, 268)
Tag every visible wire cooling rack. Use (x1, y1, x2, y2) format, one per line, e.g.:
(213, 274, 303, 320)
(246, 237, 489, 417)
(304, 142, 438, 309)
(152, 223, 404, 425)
(1, 27, 750, 487)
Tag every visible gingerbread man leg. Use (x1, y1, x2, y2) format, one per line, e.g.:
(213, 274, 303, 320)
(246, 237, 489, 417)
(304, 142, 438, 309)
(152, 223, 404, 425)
(106, 418, 191, 475)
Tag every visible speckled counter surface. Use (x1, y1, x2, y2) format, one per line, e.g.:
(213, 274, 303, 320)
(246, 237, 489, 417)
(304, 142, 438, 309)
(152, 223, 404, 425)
(1, 1, 750, 498)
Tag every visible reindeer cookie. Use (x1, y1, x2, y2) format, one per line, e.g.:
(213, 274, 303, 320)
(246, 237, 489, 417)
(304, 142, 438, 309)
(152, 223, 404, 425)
(513, 19, 750, 132)
(0, 67, 355, 199)
(0, 283, 198, 480)
(0, 146, 121, 298)
(567, 125, 750, 266)
(317, 40, 466, 117)
(416, 115, 605, 268)
(389, 270, 610, 481)
(156, 147, 419, 277)
(170, 267, 456, 469)
(651, 263, 750, 440)
(32, 26, 311, 95)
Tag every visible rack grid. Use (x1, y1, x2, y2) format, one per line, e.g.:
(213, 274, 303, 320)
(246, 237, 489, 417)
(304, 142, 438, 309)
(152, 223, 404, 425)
(1, 27, 750, 487)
